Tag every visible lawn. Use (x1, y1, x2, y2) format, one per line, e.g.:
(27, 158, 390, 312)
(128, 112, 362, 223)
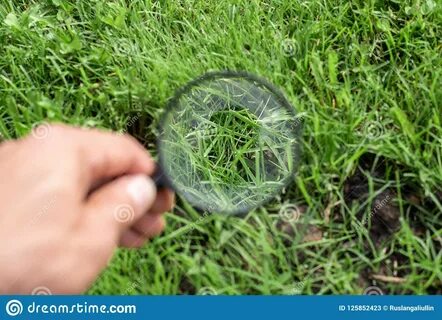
(0, 0, 441, 294)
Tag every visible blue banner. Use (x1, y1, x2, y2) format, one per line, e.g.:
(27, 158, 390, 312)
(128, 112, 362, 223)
(0, 296, 441, 320)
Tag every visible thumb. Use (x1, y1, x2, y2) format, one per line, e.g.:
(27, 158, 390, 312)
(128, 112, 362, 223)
(85, 174, 157, 235)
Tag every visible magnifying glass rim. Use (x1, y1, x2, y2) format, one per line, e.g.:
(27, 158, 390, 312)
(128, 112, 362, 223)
(156, 70, 302, 215)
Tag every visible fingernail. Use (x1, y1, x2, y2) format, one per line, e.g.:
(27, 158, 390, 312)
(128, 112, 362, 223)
(126, 175, 156, 211)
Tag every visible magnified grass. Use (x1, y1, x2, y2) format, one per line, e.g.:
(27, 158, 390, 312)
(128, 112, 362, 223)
(159, 75, 299, 214)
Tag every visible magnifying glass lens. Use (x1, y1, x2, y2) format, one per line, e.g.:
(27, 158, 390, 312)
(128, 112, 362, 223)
(158, 72, 301, 215)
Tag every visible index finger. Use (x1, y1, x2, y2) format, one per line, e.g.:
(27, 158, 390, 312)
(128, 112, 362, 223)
(47, 125, 155, 194)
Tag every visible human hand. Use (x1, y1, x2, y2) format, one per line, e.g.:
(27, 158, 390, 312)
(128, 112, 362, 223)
(0, 124, 174, 294)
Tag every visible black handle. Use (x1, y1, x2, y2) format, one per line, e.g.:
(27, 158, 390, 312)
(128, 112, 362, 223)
(152, 166, 169, 189)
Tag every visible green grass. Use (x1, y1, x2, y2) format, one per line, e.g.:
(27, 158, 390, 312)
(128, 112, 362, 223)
(0, 0, 441, 294)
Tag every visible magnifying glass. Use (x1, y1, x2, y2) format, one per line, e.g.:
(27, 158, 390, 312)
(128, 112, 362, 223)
(154, 71, 301, 215)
